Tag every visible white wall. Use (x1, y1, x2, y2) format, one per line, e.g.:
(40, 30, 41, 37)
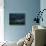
(40, 0, 46, 26)
(0, 0, 4, 42)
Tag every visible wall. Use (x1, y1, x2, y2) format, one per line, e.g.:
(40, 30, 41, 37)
(4, 0, 40, 42)
(40, 0, 46, 26)
(0, 0, 4, 42)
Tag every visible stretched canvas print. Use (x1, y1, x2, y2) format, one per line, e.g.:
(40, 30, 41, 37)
(9, 13, 25, 25)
